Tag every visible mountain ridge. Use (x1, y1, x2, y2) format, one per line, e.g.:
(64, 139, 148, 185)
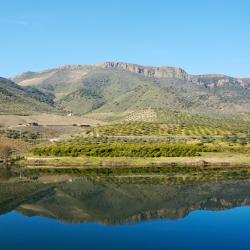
(13, 61, 250, 86)
(8, 62, 250, 117)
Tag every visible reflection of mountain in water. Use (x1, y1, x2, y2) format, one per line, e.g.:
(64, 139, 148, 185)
(0, 175, 250, 225)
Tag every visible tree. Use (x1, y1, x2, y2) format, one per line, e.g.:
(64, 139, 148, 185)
(0, 145, 12, 165)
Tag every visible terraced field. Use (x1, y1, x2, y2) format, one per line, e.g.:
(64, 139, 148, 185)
(93, 122, 243, 137)
(156, 110, 250, 133)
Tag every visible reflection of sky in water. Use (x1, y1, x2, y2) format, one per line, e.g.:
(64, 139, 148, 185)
(0, 207, 250, 250)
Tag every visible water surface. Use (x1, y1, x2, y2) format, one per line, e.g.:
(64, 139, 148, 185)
(0, 173, 250, 250)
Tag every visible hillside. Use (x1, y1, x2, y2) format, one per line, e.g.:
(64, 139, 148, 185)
(0, 77, 56, 115)
(12, 62, 250, 118)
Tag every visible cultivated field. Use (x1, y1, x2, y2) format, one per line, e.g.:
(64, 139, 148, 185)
(0, 113, 106, 127)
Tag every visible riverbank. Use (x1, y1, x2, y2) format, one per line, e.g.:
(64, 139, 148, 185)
(22, 152, 250, 168)
(3, 155, 250, 186)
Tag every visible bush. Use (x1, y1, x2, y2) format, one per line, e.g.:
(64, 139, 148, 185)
(0, 144, 12, 163)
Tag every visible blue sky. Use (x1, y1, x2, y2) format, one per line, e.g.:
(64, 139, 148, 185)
(0, 0, 249, 77)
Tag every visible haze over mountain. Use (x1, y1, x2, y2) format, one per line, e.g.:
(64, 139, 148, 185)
(7, 62, 250, 118)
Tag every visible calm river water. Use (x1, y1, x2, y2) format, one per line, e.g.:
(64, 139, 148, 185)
(0, 173, 250, 250)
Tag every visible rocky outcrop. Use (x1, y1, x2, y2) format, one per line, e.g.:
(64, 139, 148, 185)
(239, 78, 250, 88)
(100, 62, 250, 89)
(100, 61, 191, 80)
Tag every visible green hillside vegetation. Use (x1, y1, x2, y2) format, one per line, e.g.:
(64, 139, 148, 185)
(0, 77, 56, 115)
(13, 63, 250, 118)
(0, 129, 40, 141)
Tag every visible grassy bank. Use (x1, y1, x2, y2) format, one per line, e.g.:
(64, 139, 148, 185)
(23, 152, 250, 168)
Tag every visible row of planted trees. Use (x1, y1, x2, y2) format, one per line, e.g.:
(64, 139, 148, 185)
(31, 142, 250, 158)
(31, 143, 216, 157)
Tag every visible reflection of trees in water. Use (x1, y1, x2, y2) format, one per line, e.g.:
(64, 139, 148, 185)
(0, 168, 14, 180)
(0, 176, 250, 225)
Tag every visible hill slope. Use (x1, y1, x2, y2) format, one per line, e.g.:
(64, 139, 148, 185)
(0, 77, 56, 115)
(13, 62, 250, 118)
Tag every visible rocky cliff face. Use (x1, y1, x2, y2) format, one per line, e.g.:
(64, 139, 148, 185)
(14, 61, 249, 89)
(240, 78, 250, 88)
(99, 62, 250, 88)
(100, 61, 191, 81)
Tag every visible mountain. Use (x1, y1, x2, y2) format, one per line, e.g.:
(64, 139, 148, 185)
(12, 62, 250, 118)
(0, 77, 56, 115)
